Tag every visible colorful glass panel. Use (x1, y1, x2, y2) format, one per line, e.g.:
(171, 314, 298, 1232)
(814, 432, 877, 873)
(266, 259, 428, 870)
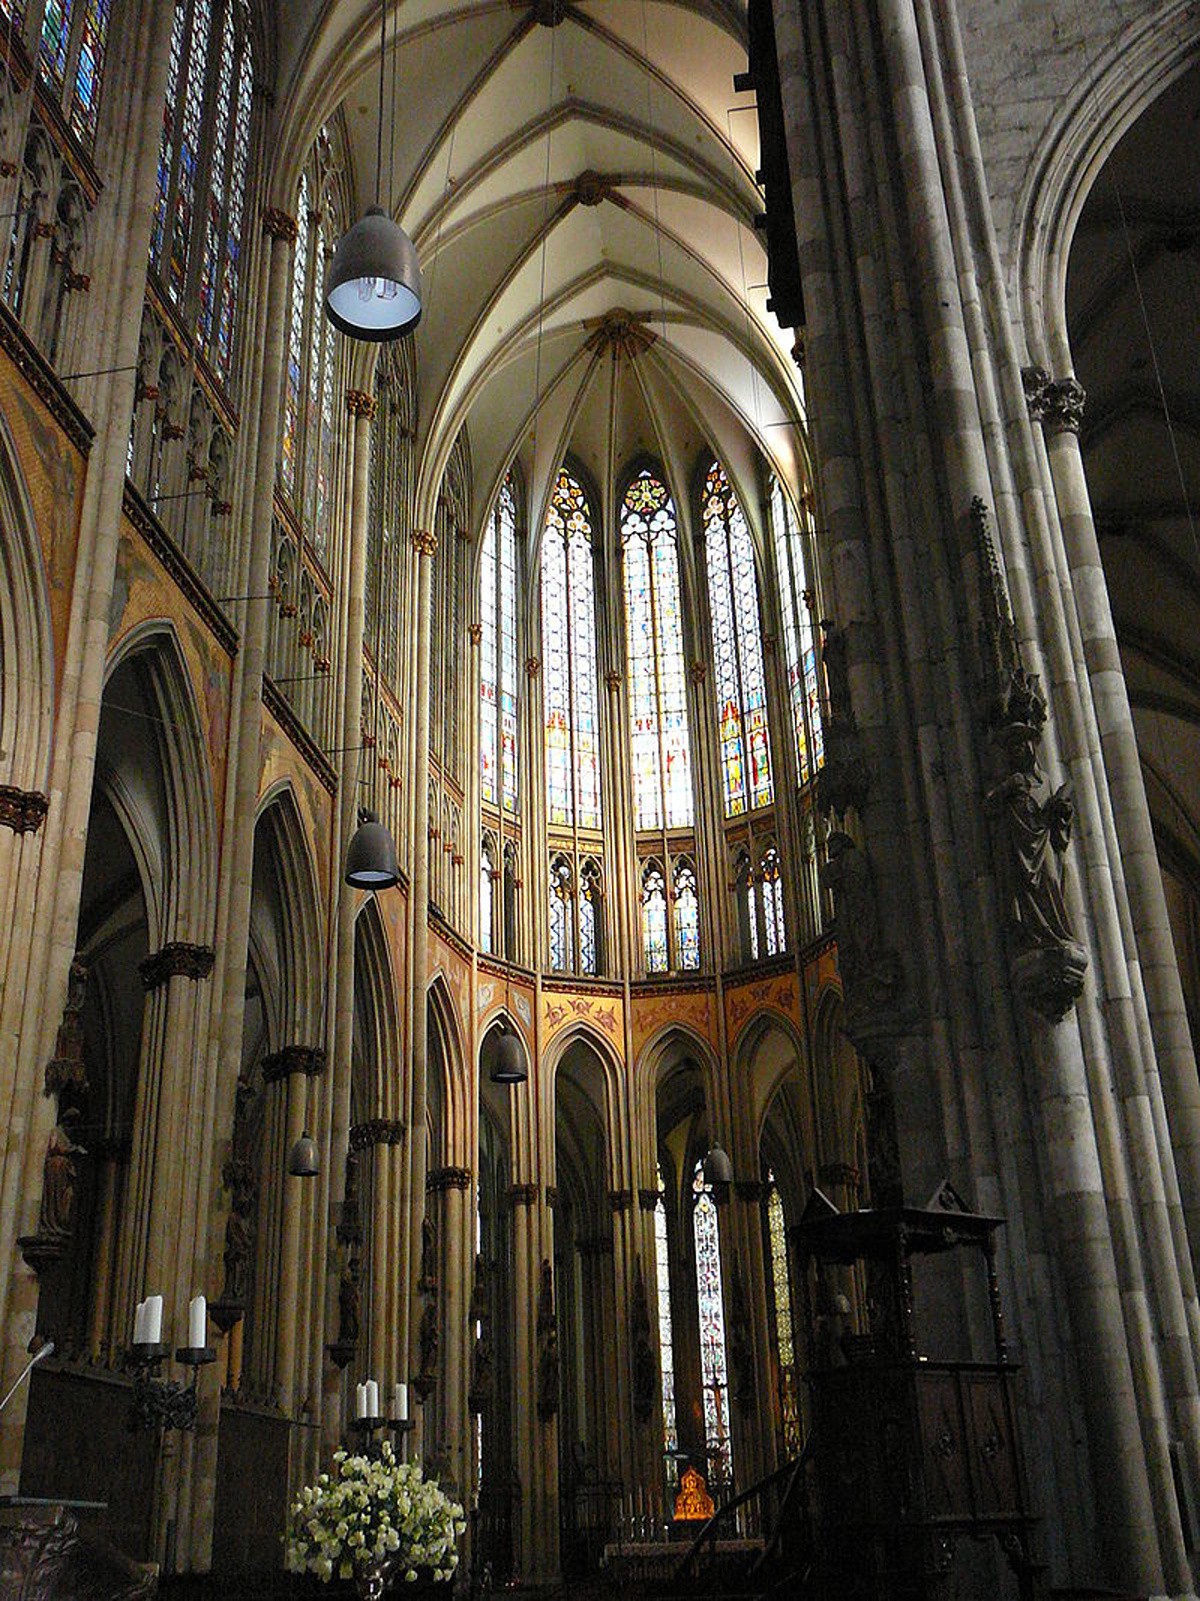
(655, 1167, 678, 1480)
(693, 1161, 730, 1487)
(68, 0, 110, 145)
(39, 0, 71, 91)
(549, 858, 573, 972)
(171, 0, 211, 303)
(480, 842, 494, 955)
(480, 477, 519, 814)
(767, 1181, 801, 1456)
(673, 859, 700, 971)
(281, 172, 308, 498)
(762, 846, 785, 956)
(703, 461, 773, 816)
(541, 469, 601, 831)
(621, 468, 693, 832)
(642, 861, 668, 974)
(770, 478, 823, 783)
(580, 864, 599, 975)
(151, 0, 186, 271)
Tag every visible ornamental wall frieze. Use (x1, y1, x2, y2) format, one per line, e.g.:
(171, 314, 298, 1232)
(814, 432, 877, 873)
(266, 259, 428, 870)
(631, 983, 715, 1057)
(349, 1118, 405, 1151)
(139, 942, 216, 990)
(724, 969, 799, 1037)
(542, 988, 624, 1055)
(0, 784, 48, 834)
(262, 1045, 326, 1084)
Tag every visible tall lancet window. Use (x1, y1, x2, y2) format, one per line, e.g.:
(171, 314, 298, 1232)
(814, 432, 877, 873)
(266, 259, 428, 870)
(765, 1174, 802, 1457)
(39, 0, 113, 148)
(151, 0, 254, 382)
(693, 1158, 731, 1487)
(542, 468, 602, 830)
(702, 460, 773, 816)
(654, 1162, 679, 1481)
(480, 475, 520, 815)
(621, 468, 693, 830)
(770, 477, 823, 783)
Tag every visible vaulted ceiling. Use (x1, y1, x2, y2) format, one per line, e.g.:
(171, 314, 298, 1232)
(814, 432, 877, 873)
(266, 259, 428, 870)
(1066, 61, 1200, 896)
(273, 0, 806, 547)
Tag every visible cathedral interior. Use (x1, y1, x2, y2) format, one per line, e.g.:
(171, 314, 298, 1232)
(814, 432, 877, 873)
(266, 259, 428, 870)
(0, 1, 1199, 1598)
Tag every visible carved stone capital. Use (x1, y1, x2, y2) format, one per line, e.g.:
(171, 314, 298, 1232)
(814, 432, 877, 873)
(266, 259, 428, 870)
(263, 207, 298, 243)
(604, 669, 622, 690)
(262, 1045, 326, 1084)
(411, 528, 437, 557)
(468, 622, 483, 645)
(791, 328, 806, 368)
(608, 1188, 633, 1212)
(0, 784, 48, 834)
(139, 942, 215, 990)
(427, 1164, 472, 1192)
(689, 660, 708, 683)
(525, 656, 541, 678)
(507, 1181, 539, 1208)
(637, 1187, 660, 1211)
(346, 388, 376, 420)
(817, 1161, 860, 1192)
(1021, 364, 1052, 422)
(1042, 376, 1086, 436)
(349, 1117, 405, 1150)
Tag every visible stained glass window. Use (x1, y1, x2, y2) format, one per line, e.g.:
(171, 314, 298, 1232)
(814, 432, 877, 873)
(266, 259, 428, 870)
(39, 0, 71, 93)
(762, 846, 785, 956)
(68, 0, 110, 144)
(549, 856, 574, 973)
(702, 461, 773, 816)
(766, 1178, 802, 1457)
(580, 859, 602, 976)
(770, 478, 823, 782)
(149, 0, 253, 383)
(673, 858, 700, 971)
(36, 0, 112, 148)
(693, 1159, 730, 1488)
(281, 172, 308, 499)
(541, 468, 601, 831)
(655, 1164, 679, 1481)
(642, 860, 668, 974)
(481, 476, 520, 814)
(621, 468, 693, 831)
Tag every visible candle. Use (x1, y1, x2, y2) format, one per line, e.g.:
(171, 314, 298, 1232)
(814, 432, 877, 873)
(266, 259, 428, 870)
(144, 1294, 163, 1345)
(355, 1382, 367, 1419)
(365, 1379, 379, 1418)
(392, 1381, 407, 1422)
(188, 1294, 206, 1350)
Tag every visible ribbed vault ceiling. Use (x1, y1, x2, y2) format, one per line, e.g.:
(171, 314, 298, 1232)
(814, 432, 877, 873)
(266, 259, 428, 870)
(278, 0, 805, 544)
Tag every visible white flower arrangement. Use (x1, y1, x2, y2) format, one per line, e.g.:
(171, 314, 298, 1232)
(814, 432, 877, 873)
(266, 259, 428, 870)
(286, 1442, 466, 1587)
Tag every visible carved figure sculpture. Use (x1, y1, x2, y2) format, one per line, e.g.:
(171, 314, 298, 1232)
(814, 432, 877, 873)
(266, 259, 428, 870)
(38, 1110, 84, 1239)
(338, 1258, 361, 1349)
(820, 831, 900, 1023)
(536, 1259, 559, 1420)
(986, 724, 1076, 953)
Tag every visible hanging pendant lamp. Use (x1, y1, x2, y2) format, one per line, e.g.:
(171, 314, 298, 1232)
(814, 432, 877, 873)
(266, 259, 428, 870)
(325, 0, 421, 341)
(490, 1018, 527, 1085)
(345, 808, 400, 890)
(702, 1144, 733, 1186)
(287, 1130, 320, 1177)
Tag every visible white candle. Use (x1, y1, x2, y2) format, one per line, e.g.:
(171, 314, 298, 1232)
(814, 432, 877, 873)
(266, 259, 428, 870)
(355, 1382, 367, 1419)
(188, 1294, 206, 1350)
(144, 1294, 163, 1345)
(133, 1299, 146, 1345)
(365, 1379, 379, 1418)
(392, 1381, 407, 1421)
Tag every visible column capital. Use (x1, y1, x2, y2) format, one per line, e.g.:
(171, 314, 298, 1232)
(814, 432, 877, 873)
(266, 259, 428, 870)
(348, 1116, 405, 1150)
(525, 656, 541, 679)
(608, 1188, 634, 1212)
(604, 668, 621, 690)
(346, 388, 377, 420)
(637, 1187, 660, 1211)
(507, 1181, 539, 1208)
(412, 528, 438, 557)
(1043, 376, 1087, 436)
(138, 942, 216, 989)
(689, 660, 708, 683)
(427, 1164, 472, 1192)
(262, 207, 298, 243)
(0, 783, 48, 834)
(262, 1044, 326, 1083)
(468, 622, 483, 645)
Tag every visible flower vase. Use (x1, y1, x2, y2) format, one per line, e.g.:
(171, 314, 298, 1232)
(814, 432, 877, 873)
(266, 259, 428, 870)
(353, 1560, 393, 1601)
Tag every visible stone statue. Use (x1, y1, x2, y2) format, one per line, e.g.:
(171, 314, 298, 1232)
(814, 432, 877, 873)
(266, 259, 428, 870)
(986, 722, 1076, 952)
(819, 618, 852, 726)
(38, 1109, 84, 1239)
(820, 831, 900, 1026)
(417, 1295, 440, 1398)
(338, 1257, 361, 1349)
(418, 1211, 438, 1293)
(631, 1262, 656, 1423)
(536, 1259, 559, 1420)
(470, 1329, 493, 1412)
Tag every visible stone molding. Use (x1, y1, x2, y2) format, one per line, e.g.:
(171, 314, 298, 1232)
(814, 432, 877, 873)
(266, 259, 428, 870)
(139, 942, 215, 990)
(427, 1164, 471, 1192)
(262, 1045, 326, 1084)
(349, 1118, 405, 1150)
(411, 528, 437, 557)
(0, 784, 48, 834)
(507, 1182, 539, 1208)
(346, 388, 376, 420)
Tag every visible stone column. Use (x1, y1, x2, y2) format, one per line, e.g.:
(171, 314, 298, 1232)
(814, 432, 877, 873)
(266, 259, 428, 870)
(429, 1165, 473, 1499)
(263, 1047, 325, 1416)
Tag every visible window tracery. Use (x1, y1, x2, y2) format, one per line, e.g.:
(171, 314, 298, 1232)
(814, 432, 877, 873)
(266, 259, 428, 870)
(542, 467, 601, 832)
(769, 477, 823, 784)
(642, 859, 668, 974)
(481, 473, 520, 815)
(38, 0, 111, 148)
(702, 460, 772, 817)
(654, 1162, 678, 1481)
(693, 1157, 731, 1488)
(765, 1175, 801, 1457)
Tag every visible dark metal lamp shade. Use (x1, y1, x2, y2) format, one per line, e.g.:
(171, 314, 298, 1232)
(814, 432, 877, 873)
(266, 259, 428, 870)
(288, 1131, 319, 1177)
(702, 1144, 733, 1186)
(345, 810, 400, 890)
(490, 1021, 527, 1085)
(325, 207, 421, 340)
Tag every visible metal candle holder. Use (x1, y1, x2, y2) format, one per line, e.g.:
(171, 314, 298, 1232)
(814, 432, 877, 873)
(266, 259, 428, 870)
(127, 1341, 216, 1433)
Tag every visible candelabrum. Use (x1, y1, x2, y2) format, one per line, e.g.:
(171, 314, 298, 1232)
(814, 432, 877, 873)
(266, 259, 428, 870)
(126, 1341, 216, 1432)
